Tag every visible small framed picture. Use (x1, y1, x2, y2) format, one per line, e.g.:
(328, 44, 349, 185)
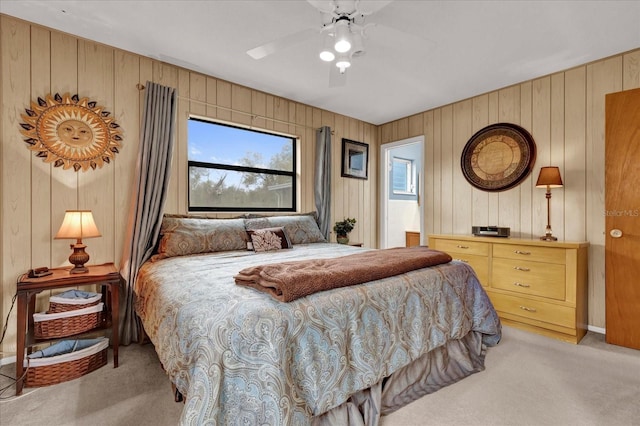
(341, 138, 369, 180)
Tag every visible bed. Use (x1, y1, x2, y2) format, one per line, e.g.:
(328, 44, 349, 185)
(134, 214, 501, 425)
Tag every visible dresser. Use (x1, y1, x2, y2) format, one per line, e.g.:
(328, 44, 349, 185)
(405, 231, 420, 247)
(428, 234, 589, 344)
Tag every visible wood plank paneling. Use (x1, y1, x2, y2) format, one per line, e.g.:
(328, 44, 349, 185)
(113, 50, 140, 267)
(0, 15, 378, 355)
(471, 95, 490, 228)
(623, 50, 640, 89)
(519, 82, 534, 238)
(1, 13, 638, 350)
(1, 16, 32, 354)
(564, 67, 587, 241)
(78, 40, 115, 266)
(497, 85, 521, 235)
(30, 26, 52, 268)
(452, 100, 472, 234)
(382, 46, 640, 331)
(50, 31, 79, 268)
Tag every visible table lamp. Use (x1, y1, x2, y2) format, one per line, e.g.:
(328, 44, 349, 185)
(55, 210, 101, 273)
(536, 167, 563, 241)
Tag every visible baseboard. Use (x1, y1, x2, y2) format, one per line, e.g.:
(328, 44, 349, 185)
(588, 325, 606, 334)
(0, 355, 16, 367)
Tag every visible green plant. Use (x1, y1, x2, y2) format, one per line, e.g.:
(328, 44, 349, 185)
(333, 217, 356, 236)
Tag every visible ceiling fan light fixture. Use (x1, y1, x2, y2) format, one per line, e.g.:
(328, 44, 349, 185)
(319, 34, 335, 61)
(334, 19, 352, 53)
(336, 54, 351, 74)
(350, 32, 365, 57)
(320, 49, 336, 61)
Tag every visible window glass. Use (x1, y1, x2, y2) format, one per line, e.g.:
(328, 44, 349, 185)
(188, 118, 296, 211)
(392, 157, 415, 195)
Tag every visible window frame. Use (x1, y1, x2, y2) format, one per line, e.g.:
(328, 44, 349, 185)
(187, 117, 297, 213)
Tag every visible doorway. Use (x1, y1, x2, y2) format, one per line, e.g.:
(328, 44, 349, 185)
(379, 136, 424, 249)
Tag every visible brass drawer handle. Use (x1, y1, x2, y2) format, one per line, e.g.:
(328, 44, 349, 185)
(514, 266, 530, 272)
(456, 245, 469, 249)
(519, 305, 537, 312)
(513, 282, 530, 288)
(454, 258, 469, 263)
(514, 250, 531, 255)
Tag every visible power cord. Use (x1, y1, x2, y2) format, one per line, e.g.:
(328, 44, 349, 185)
(0, 292, 17, 346)
(0, 277, 26, 400)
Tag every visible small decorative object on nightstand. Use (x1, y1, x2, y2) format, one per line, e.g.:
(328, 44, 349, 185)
(55, 210, 101, 273)
(334, 217, 356, 244)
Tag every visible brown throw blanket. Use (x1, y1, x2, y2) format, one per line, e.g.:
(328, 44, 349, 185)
(234, 246, 452, 302)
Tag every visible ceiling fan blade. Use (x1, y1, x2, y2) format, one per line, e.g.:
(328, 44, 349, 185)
(247, 27, 317, 60)
(329, 64, 347, 87)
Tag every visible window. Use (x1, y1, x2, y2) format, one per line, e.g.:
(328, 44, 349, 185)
(188, 118, 296, 212)
(392, 157, 416, 195)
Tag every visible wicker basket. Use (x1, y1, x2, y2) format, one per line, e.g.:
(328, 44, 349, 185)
(48, 290, 102, 313)
(24, 338, 109, 387)
(33, 303, 104, 339)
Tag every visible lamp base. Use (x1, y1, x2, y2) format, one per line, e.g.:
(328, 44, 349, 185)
(540, 235, 558, 242)
(69, 265, 89, 274)
(68, 243, 90, 274)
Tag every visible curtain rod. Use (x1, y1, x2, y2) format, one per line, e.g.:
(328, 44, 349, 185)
(136, 83, 334, 134)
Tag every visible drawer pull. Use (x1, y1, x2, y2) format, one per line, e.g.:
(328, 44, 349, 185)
(514, 266, 530, 272)
(514, 250, 531, 255)
(454, 258, 469, 263)
(513, 282, 530, 288)
(456, 245, 469, 249)
(519, 305, 537, 313)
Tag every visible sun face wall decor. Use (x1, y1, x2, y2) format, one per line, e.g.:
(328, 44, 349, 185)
(19, 93, 122, 171)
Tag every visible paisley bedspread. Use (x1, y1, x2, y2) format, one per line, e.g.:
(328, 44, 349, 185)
(134, 243, 501, 425)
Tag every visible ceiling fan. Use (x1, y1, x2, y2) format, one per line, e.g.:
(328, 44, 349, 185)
(246, 0, 395, 85)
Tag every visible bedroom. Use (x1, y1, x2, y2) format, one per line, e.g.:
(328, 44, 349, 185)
(1, 1, 639, 424)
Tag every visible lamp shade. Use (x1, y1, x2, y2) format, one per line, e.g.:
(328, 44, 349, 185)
(319, 34, 335, 62)
(334, 20, 352, 53)
(535, 167, 563, 188)
(55, 210, 101, 240)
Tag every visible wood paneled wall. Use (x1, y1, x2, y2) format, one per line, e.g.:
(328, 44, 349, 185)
(0, 15, 378, 355)
(379, 48, 640, 329)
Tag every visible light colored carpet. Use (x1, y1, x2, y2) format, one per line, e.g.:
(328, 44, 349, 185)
(1, 326, 639, 425)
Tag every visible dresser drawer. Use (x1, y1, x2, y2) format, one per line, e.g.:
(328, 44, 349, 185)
(492, 258, 565, 300)
(489, 292, 575, 329)
(452, 255, 489, 286)
(493, 244, 566, 265)
(433, 239, 490, 257)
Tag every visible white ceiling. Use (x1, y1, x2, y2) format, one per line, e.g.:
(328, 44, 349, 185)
(2, 0, 640, 125)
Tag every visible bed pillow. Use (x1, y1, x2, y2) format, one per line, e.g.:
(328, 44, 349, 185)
(244, 214, 326, 244)
(247, 227, 292, 252)
(152, 216, 249, 260)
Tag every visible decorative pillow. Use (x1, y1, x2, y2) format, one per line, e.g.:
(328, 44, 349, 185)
(152, 216, 249, 260)
(248, 227, 292, 252)
(244, 214, 326, 244)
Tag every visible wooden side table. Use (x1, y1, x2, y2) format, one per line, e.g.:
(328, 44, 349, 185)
(15, 262, 122, 395)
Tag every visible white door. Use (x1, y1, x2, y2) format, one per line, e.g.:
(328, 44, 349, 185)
(379, 137, 424, 248)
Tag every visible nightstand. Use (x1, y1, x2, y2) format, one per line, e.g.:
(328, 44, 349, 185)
(15, 262, 122, 395)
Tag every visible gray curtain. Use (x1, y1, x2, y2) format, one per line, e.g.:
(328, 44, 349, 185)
(119, 81, 177, 345)
(315, 126, 332, 240)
